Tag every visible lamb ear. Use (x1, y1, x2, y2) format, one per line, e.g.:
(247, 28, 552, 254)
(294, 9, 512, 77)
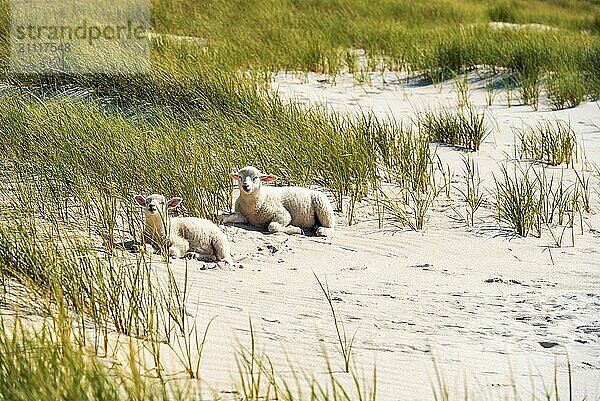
(134, 195, 146, 207)
(260, 174, 277, 183)
(167, 197, 182, 209)
(230, 173, 239, 181)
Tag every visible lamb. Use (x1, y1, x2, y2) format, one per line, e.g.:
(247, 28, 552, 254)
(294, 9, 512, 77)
(222, 166, 336, 236)
(134, 194, 233, 265)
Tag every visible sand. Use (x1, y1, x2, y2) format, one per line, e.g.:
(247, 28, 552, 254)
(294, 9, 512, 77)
(139, 71, 600, 399)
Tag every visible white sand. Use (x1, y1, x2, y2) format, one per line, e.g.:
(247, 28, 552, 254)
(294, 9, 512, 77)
(142, 71, 600, 399)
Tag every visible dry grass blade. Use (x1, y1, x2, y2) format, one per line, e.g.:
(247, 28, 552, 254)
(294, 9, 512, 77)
(314, 272, 356, 374)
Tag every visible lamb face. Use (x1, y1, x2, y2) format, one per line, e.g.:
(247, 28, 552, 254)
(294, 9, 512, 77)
(134, 194, 181, 217)
(230, 166, 276, 195)
(134, 194, 183, 246)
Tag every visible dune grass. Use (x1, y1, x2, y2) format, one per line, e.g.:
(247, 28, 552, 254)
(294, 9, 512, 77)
(370, 124, 441, 231)
(493, 165, 542, 237)
(0, 318, 171, 401)
(493, 163, 587, 238)
(148, 0, 599, 73)
(314, 273, 356, 373)
(546, 70, 589, 109)
(487, 2, 518, 23)
(0, 308, 378, 401)
(420, 107, 489, 151)
(377, 186, 438, 231)
(1, 0, 599, 98)
(148, 0, 600, 100)
(517, 120, 577, 167)
(0, 89, 385, 225)
(456, 156, 485, 227)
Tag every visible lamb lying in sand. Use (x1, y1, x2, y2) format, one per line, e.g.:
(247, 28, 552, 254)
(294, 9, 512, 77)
(135, 194, 233, 265)
(223, 166, 336, 236)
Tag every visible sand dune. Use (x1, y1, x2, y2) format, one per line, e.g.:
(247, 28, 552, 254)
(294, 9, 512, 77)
(132, 71, 600, 399)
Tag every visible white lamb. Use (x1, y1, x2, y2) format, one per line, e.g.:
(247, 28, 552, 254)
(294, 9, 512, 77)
(222, 166, 336, 236)
(134, 194, 233, 265)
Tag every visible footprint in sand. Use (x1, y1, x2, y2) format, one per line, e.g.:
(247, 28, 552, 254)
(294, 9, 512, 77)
(539, 341, 560, 349)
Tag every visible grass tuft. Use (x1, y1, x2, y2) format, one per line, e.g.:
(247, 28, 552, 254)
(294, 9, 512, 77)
(493, 165, 539, 237)
(493, 163, 587, 238)
(517, 120, 577, 166)
(420, 107, 489, 151)
(487, 2, 518, 23)
(546, 70, 588, 110)
(456, 156, 485, 227)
